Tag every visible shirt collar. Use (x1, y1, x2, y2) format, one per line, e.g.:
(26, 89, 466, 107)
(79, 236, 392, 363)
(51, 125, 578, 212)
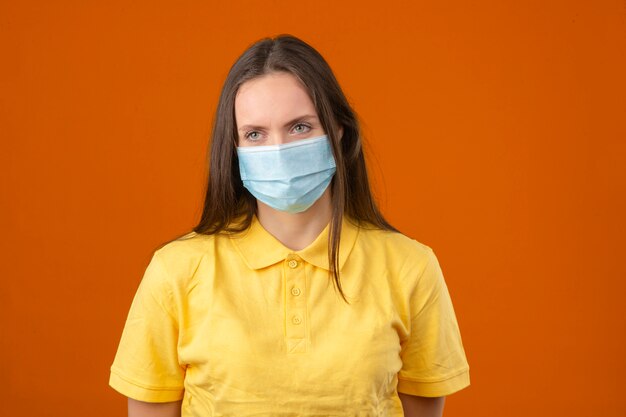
(229, 214, 360, 271)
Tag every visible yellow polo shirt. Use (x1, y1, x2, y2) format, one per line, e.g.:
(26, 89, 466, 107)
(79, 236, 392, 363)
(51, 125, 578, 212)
(109, 215, 470, 415)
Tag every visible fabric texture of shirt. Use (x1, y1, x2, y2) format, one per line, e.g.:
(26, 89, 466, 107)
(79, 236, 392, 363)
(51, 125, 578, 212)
(109, 214, 470, 416)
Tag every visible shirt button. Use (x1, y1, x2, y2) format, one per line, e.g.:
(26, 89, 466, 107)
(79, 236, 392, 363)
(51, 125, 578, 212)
(292, 316, 302, 325)
(291, 287, 301, 296)
(288, 259, 299, 269)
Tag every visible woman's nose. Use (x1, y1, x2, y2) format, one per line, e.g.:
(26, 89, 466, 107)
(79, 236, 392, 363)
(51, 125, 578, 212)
(268, 133, 290, 146)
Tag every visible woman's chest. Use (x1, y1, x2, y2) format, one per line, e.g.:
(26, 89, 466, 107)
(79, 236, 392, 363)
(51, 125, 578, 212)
(176, 258, 406, 409)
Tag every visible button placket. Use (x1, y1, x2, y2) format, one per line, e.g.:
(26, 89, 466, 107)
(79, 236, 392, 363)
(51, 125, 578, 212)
(284, 254, 307, 353)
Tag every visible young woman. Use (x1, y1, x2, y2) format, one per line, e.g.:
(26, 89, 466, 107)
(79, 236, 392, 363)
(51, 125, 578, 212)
(110, 34, 470, 417)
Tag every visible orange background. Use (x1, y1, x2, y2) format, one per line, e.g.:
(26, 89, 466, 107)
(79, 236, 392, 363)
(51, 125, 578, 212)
(2, 1, 625, 416)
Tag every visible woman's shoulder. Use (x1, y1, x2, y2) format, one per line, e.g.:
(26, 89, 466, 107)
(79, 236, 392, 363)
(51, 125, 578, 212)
(148, 231, 222, 280)
(355, 222, 434, 261)
(154, 230, 215, 254)
(352, 222, 441, 284)
(355, 225, 443, 291)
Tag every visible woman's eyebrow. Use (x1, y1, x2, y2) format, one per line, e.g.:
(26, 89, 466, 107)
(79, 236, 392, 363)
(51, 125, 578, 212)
(238, 114, 318, 132)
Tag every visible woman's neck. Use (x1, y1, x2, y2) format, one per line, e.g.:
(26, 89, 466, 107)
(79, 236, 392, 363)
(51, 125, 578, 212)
(256, 188, 332, 251)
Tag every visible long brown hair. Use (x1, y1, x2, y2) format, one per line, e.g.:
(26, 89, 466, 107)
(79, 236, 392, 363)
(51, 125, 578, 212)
(192, 34, 397, 302)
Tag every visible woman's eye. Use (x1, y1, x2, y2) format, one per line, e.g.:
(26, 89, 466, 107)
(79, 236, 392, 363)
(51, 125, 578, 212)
(293, 123, 311, 134)
(246, 131, 261, 140)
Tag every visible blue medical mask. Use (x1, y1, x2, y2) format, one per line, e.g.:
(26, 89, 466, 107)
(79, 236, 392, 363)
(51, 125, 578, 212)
(236, 135, 336, 213)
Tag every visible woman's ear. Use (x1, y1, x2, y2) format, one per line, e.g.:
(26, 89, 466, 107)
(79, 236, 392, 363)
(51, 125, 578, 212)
(337, 125, 344, 140)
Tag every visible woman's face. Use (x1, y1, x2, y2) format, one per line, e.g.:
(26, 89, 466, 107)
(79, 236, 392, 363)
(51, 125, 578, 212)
(235, 71, 325, 147)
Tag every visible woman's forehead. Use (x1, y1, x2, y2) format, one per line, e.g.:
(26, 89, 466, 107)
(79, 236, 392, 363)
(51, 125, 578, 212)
(235, 72, 317, 127)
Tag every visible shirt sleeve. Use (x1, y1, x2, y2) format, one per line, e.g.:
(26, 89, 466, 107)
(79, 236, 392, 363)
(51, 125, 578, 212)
(397, 246, 470, 397)
(109, 252, 185, 402)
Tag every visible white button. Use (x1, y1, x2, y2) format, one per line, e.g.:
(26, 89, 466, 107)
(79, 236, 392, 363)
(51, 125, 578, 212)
(291, 287, 301, 296)
(292, 316, 302, 325)
(288, 259, 298, 269)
